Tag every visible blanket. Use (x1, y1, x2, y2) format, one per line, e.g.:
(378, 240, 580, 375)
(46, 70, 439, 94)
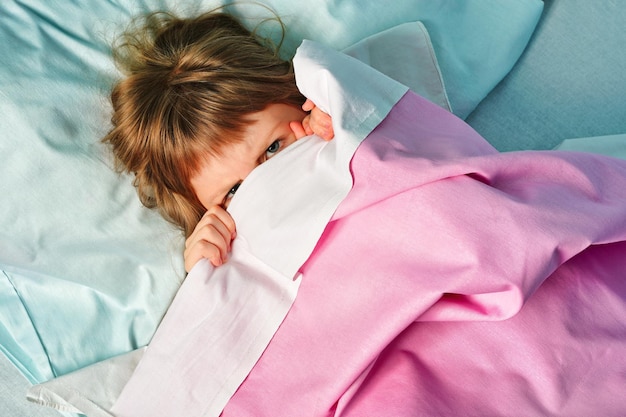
(110, 41, 626, 417)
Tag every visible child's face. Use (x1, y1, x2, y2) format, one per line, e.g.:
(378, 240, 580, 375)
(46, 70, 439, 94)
(190, 103, 306, 209)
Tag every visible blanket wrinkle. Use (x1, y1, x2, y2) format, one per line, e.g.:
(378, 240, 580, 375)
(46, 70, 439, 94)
(429, 286, 524, 321)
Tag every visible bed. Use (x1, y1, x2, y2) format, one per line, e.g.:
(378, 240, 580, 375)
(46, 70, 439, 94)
(1, 1, 625, 416)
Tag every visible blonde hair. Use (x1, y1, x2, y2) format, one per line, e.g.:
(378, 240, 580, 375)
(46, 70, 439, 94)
(102, 10, 304, 236)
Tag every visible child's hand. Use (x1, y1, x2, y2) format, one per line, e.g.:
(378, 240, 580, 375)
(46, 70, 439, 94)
(184, 205, 236, 272)
(290, 99, 334, 141)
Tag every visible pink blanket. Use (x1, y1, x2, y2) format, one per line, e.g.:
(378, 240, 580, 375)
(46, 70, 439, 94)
(220, 92, 626, 416)
(112, 40, 626, 415)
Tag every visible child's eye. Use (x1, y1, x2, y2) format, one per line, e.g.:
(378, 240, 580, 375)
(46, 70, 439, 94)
(223, 182, 241, 206)
(264, 139, 281, 160)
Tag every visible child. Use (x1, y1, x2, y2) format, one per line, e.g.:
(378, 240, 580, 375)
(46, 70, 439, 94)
(102, 10, 333, 272)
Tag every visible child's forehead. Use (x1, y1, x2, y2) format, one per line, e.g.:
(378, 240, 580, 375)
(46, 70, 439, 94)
(190, 102, 301, 172)
(190, 127, 248, 164)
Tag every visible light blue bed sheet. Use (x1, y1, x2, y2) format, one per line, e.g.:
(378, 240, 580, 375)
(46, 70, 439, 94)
(467, 0, 626, 151)
(0, 0, 542, 395)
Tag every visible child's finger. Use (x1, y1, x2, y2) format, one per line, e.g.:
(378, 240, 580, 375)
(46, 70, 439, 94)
(187, 212, 226, 249)
(301, 98, 315, 112)
(302, 116, 315, 136)
(320, 124, 334, 141)
(207, 205, 236, 238)
(184, 219, 232, 269)
(186, 220, 230, 254)
(184, 239, 225, 272)
(184, 205, 237, 272)
(309, 107, 334, 140)
(289, 120, 307, 139)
